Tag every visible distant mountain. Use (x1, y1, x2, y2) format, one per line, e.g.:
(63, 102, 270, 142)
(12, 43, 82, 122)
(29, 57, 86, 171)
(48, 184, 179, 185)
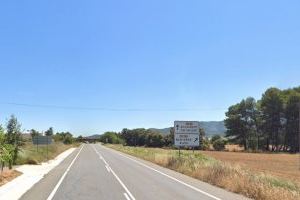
(150, 121, 226, 137)
(87, 121, 226, 139)
(85, 134, 101, 139)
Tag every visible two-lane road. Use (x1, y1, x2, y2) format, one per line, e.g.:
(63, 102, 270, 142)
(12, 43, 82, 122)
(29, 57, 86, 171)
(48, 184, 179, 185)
(21, 144, 249, 200)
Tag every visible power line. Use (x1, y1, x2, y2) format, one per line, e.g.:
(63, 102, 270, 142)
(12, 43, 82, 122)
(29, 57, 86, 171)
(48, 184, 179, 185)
(0, 102, 227, 112)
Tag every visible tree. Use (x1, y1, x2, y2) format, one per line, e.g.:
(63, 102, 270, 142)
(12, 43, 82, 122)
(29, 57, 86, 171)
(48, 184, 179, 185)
(100, 132, 124, 144)
(213, 138, 227, 151)
(63, 135, 73, 144)
(241, 97, 260, 150)
(0, 126, 13, 172)
(54, 132, 74, 143)
(225, 97, 261, 150)
(285, 92, 300, 152)
(225, 103, 248, 149)
(6, 115, 22, 168)
(163, 128, 174, 147)
(45, 127, 54, 136)
(201, 137, 210, 150)
(211, 135, 221, 143)
(30, 129, 40, 138)
(77, 135, 83, 142)
(261, 88, 284, 151)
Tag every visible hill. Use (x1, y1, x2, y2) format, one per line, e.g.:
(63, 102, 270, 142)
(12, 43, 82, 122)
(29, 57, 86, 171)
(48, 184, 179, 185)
(88, 121, 226, 138)
(150, 121, 226, 137)
(85, 134, 101, 140)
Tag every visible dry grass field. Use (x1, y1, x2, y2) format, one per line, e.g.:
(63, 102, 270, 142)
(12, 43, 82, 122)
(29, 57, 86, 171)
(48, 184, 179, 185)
(201, 151, 300, 183)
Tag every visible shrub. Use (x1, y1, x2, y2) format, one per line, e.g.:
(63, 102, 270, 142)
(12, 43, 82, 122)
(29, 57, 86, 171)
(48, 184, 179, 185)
(201, 138, 210, 150)
(100, 132, 124, 144)
(213, 138, 227, 151)
(63, 135, 73, 144)
(26, 158, 38, 165)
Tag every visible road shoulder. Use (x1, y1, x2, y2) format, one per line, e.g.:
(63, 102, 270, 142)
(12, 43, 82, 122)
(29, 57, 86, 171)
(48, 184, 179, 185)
(0, 147, 77, 200)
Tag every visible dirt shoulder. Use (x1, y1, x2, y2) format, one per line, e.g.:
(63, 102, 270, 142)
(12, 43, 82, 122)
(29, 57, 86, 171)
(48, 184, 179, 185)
(0, 169, 22, 187)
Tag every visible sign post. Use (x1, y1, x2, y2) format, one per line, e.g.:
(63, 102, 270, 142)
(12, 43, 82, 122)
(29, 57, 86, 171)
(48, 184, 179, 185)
(174, 121, 200, 156)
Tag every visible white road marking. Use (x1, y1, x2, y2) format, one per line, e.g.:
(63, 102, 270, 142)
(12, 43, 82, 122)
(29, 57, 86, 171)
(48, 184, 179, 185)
(105, 165, 111, 172)
(47, 145, 84, 200)
(92, 145, 136, 200)
(100, 144, 222, 200)
(124, 192, 131, 200)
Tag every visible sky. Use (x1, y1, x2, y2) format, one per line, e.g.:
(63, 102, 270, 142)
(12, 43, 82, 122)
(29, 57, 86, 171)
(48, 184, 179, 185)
(0, 1, 300, 136)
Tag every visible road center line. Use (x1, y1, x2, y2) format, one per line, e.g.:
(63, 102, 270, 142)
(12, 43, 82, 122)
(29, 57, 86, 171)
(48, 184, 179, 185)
(92, 145, 136, 200)
(100, 144, 222, 200)
(47, 144, 84, 200)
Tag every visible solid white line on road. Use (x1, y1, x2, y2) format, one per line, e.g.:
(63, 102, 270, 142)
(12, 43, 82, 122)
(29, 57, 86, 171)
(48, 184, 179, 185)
(105, 165, 111, 172)
(109, 166, 136, 200)
(124, 193, 131, 200)
(92, 145, 136, 200)
(100, 144, 222, 200)
(47, 145, 84, 200)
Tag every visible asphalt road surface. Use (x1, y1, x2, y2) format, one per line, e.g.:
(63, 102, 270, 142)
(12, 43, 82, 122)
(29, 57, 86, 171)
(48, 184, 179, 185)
(20, 144, 249, 200)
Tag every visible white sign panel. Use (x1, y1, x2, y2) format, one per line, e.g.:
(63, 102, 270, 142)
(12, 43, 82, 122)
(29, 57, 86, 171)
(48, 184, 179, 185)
(174, 121, 200, 147)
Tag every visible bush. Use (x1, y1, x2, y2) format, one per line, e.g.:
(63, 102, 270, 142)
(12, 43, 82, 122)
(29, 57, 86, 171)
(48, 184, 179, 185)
(211, 135, 221, 143)
(100, 132, 124, 144)
(213, 138, 227, 151)
(26, 158, 38, 165)
(201, 138, 210, 150)
(63, 135, 73, 144)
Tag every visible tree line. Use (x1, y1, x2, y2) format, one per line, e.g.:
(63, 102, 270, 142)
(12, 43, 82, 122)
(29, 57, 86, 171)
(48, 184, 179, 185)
(100, 128, 169, 147)
(99, 128, 209, 149)
(225, 87, 300, 152)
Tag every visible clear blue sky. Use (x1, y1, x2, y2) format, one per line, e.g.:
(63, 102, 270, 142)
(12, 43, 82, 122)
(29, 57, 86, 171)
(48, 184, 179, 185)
(0, 1, 299, 136)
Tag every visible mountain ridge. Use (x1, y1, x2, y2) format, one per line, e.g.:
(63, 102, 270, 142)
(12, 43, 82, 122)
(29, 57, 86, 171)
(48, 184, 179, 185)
(87, 121, 226, 138)
(149, 121, 226, 137)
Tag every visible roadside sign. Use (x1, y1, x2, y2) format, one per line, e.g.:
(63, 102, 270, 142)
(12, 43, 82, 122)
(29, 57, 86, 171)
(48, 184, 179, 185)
(174, 121, 200, 147)
(32, 136, 52, 145)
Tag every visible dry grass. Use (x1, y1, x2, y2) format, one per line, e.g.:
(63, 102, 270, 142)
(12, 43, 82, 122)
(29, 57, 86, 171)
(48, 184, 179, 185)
(0, 170, 22, 186)
(225, 144, 245, 152)
(201, 151, 300, 183)
(106, 144, 300, 200)
(16, 142, 79, 165)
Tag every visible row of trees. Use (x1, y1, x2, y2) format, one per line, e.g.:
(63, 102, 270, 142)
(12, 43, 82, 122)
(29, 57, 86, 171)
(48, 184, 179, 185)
(225, 87, 300, 152)
(100, 128, 209, 149)
(100, 129, 168, 147)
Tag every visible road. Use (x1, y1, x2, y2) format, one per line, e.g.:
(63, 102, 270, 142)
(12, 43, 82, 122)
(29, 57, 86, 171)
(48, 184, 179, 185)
(21, 144, 249, 200)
